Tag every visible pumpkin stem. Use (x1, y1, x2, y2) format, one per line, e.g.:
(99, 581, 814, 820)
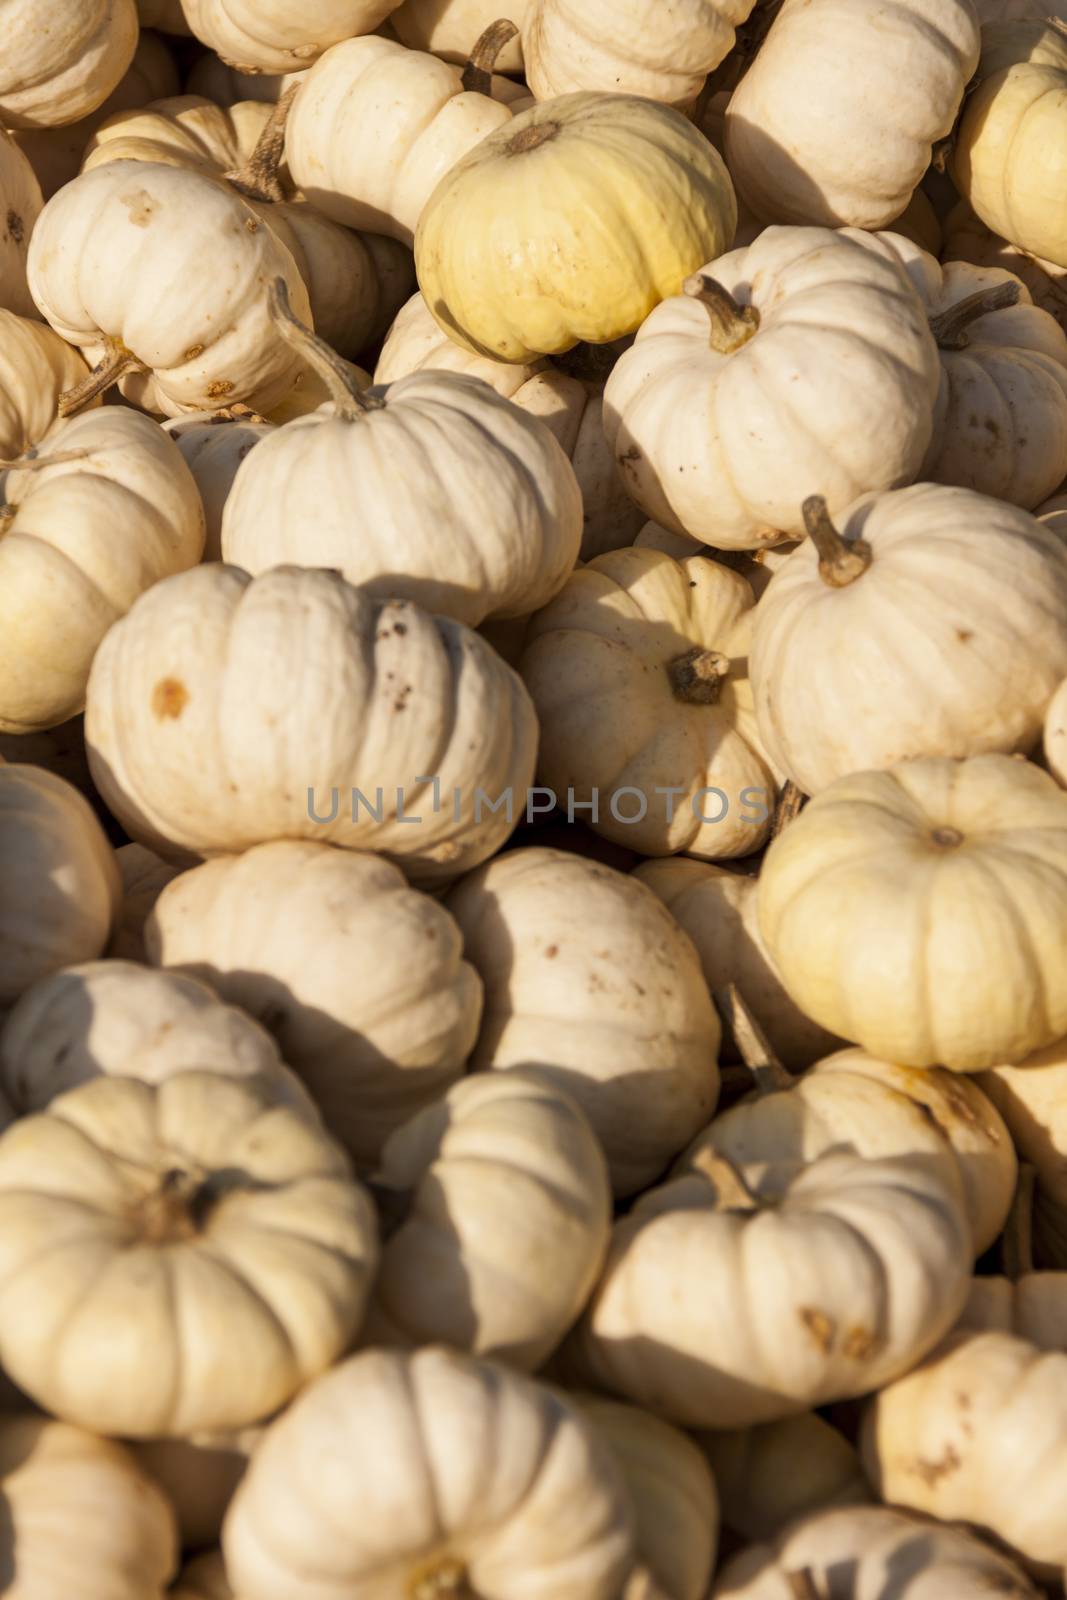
(0, 447, 92, 472)
(58, 339, 147, 417)
(225, 84, 300, 204)
(136, 1168, 215, 1245)
(267, 277, 385, 421)
(1003, 1163, 1037, 1282)
(667, 647, 730, 704)
(786, 1573, 823, 1600)
(771, 780, 805, 838)
(803, 496, 872, 588)
(461, 19, 520, 95)
(688, 1145, 761, 1211)
(715, 984, 793, 1095)
(929, 279, 1021, 351)
(683, 274, 761, 354)
(411, 1557, 481, 1599)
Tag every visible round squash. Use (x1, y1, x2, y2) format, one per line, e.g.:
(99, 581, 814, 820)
(519, 546, 776, 859)
(0, 958, 315, 1117)
(414, 91, 738, 363)
(82, 92, 274, 179)
(0, 0, 139, 130)
(446, 847, 721, 1196)
(0, 308, 94, 460)
(0, 1070, 378, 1437)
(724, 0, 980, 228)
(366, 1071, 611, 1367)
(602, 227, 942, 550)
(697, 1414, 872, 1544)
(182, 0, 403, 73)
(223, 1347, 637, 1600)
(145, 839, 483, 1166)
(0, 764, 120, 1007)
(108, 841, 182, 962)
(85, 564, 538, 885)
(749, 487, 1067, 795)
(164, 407, 275, 562)
(391, 0, 529, 70)
(0, 406, 206, 734)
(757, 753, 1067, 1072)
(0, 129, 44, 321)
(564, 1145, 972, 1428)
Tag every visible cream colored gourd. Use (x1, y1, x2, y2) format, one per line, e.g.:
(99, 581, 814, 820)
(520, 547, 776, 858)
(750, 487, 1067, 795)
(564, 1146, 972, 1428)
(522, 0, 755, 110)
(956, 1169, 1067, 1349)
(603, 228, 941, 549)
(0, 309, 95, 459)
(574, 1396, 719, 1600)
(0, 764, 120, 1006)
(724, 0, 979, 228)
(391, 0, 528, 69)
(0, 959, 315, 1116)
(374, 291, 644, 558)
(366, 1071, 611, 1366)
(415, 91, 737, 362)
(633, 859, 841, 1071)
(0, 407, 206, 733)
(943, 201, 1067, 337)
(0, 1415, 179, 1596)
(186, 58, 309, 105)
(223, 1347, 637, 1600)
(953, 21, 1067, 272)
(83, 93, 274, 179)
(698, 1414, 872, 1544)
(758, 754, 1067, 1072)
(862, 1330, 1067, 1579)
(980, 1044, 1067, 1265)
(164, 408, 275, 562)
(85, 564, 537, 884)
(715, 1504, 1041, 1599)
(447, 847, 721, 1196)
(182, 0, 402, 73)
(0, 1071, 378, 1437)
(133, 1432, 259, 1553)
(108, 841, 182, 961)
(0, 0, 139, 129)
(173, 1553, 233, 1600)
(0, 129, 43, 320)
(27, 160, 313, 418)
(285, 33, 525, 247)
(145, 839, 482, 1166)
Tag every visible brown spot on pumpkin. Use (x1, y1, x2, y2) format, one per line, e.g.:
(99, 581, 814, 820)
(912, 1444, 961, 1486)
(244, 216, 260, 233)
(5, 209, 23, 244)
(544, 944, 559, 959)
(393, 622, 407, 635)
(206, 379, 234, 399)
(183, 344, 205, 362)
(120, 190, 156, 227)
(842, 1325, 879, 1360)
(798, 1307, 835, 1354)
(956, 628, 973, 643)
(151, 678, 188, 720)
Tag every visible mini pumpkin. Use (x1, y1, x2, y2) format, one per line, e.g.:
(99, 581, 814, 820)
(697, 1414, 872, 1544)
(0, 308, 94, 460)
(0, 0, 139, 130)
(182, 0, 403, 73)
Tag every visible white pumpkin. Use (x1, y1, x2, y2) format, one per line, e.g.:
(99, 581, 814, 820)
(0, 1071, 378, 1437)
(698, 1414, 872, 1544)
(0, 1414, 179, 1595)
(223, 1347, 636, 1600)
(750, 486, 1067, 795)
(0, 308, 94, 459)
(164, 407, 275, 562)
(182, 0, 403, 73)
(27, 159, 314, 418)
(0, 129, 44, 320)
(82, 93, 274, 179)
(757, 754, 1067, 1072)
(564, 1146, 972, 1428)
(723, 0, 980, 229)
(602, 227, 942, 549)
(715, 1504, 1041, 1599)
(0, 959, 316, 1117)
(0, 764, 120, 1007)
(145, 839, 483, 1166)
(284, 33, 525, 246)
(133, 1432, 259, 1553)
(520, 547, 776, 858)
(0, 406, 206, 733)
(84, 564, 538, 885)
(0, 0, 139, 130)
(522, 0, 755, 111)
(633, 859, 841, 1071)
(366, 1071, 611, 1367)
(446, 847, 721, 1196)
(391, 0, 528, 70)
(108, 841, 183, 961)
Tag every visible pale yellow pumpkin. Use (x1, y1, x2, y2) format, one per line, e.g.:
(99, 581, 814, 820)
(446, 847, 721, 1196)
(0, 0, 139, 130)
(223, 1347, 637, 1600)
(0, 1071, 378, 1437)
(182, 0, 403, 73)
(0, 764, 120, 1007)
(520, 547, 776, 858)
(108, 840, 182, 961)
(0, 128, 44, 321)
(698, 1414, 872, 1543)
(0, 308, 94, 459)
(414, 91, 738, 363)
(757, 754, 1067, 1071)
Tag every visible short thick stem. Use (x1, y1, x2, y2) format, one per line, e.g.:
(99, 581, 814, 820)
(771, 780, 805, 838)
(268, 277, 384, 421)
(1003, 1164, 1037, 1281)
(226, 84, 299, 204)
(930, 279, 1021, 350)
(715, 984, 793, 1095)
(136, 1168, 212, 1245)
(683, 275, 760, 354)
(667, 647, 730, 704)
(411, 1558, 481, 1600)
(803, 496, 872, 589)
(461, 19, 519, 96)
(59, 340, 147, 417)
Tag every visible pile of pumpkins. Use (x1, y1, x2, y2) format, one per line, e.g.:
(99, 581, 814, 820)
(5, 0, 1067, 1595)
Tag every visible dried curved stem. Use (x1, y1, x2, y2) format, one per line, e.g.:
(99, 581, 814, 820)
(930, 278, 1020, 350)
(58, 340, 147, 417)
(411, 1559, 482, 1600)
(0, 448, 92, 472)
(771, 780, 805, 838)
(268, 277, 384, 421)
(684, 274, 761, 353)
(461, 19, 520, 96)
(1003, 1164, 1037, 1282)
(803, 496, 872, 589)
(688, 1145, 761, 1211)
(225, 84, 300, 204)
(715, 984, 793, 1095)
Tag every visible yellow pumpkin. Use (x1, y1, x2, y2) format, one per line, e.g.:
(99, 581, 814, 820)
(415, 91, 737, 362)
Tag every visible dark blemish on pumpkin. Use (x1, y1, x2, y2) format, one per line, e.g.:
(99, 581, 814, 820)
(184, 344, 205, 362)
(245, 217, 260, 233)
(206, 380, 234, 398)
(544, 945, 559, 959)
(120, 190, 156, 227)
(151, 678, 188, 719)
(5, 209, 23, 244)
(957, 1391, 972, 1410)
(956, 628, 973, 643)
(798, 1307, 835, 1354)
(393, 622, 407, 635)
(842, 1325, 878, 1360)
(912, 1445, 961, 1486)
(394, 685, 412, 711)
